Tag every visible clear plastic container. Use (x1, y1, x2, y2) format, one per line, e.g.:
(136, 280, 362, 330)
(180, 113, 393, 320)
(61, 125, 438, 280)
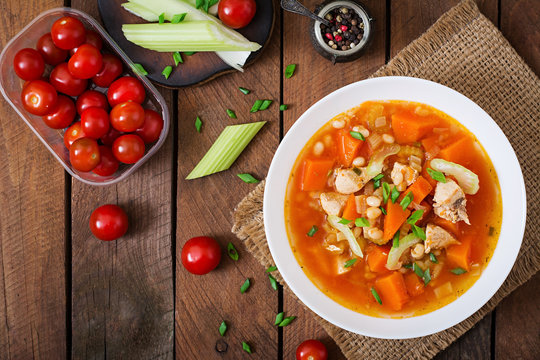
(0, 7, 170, 186)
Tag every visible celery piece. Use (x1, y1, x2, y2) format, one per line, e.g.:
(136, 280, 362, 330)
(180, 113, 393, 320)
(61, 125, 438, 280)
(186, 122, 266, 179)
(121, 2, 160, 21)
(327, 215, 364, 258)
(430, 158, 480, 194)
(386, 234, 421, 270)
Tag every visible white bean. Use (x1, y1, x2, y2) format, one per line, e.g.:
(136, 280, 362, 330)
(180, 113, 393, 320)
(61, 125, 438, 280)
(313, 141, 324, 156)
(366, 196, 381, 208)
(366, 207, 382, 219)
(411, 243, 425, 259)
(367, 228, 383, 240)
(352, 156, 365, 167)
(332, 120, 345, 129)
(392, 171, 404, 185)
(382, 134, 395, 144)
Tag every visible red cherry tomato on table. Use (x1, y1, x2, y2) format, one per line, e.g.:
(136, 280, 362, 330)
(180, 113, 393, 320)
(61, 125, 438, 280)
(81, 107, 110, 139)
(50, 62, 88, 97)
(36, 33, 68, 66)
(100, 126, 123, 146)
(89, 204, 128, 241)
(64, 121, 86, 148)
(296, 340, 328, 360)
(181, 236, 221, 275)
(21, 80, 57, 116)
(107, 76, 145, 106)
(13, 48, 45, 81)
(76, 90, 108, 115)
(42, 95, 76, 129)
(70, 30, 103, 56)
(92, 54, 123, 88)
(112, 134, 145, 164)
(68, 44, 103, 79)
(69, 137, 100, 172)
(93, 146, 119, 177)
(51, 16, 86, 50)
(110, 101, 145, 132)
(218, 0, 257, 29)
(135, 109, 164, 144)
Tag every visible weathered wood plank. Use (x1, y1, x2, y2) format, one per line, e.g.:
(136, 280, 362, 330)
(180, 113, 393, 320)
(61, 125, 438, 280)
(0, 0, 67, 358)
(69, 1, 174, 359)
(434, 315, 492, 360)
(174, 5, 280, 358)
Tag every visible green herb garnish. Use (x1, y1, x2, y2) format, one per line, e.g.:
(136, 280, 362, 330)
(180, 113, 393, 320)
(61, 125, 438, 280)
(423, 268, 431, 285)
(427, 168, 447, 183)
(400, 191, 414, 210)
(162, 65, 172, 79)
(382, 182, 390, 203)
(250, 100, 263, 112)
(355, 217, 370, 227)
(380, 206, 387, 215)
(391, 186, 401, 203)
(195, 116, 202, 133)
(171, 13, 187, 24)
(279, 104, 288, 111)
(403, 263, 413, 269)
(371, 287, 382, 305)
(158, 12, 165, 24)
(307, 225, 318, 237)
(173, 51, 183, 66)
(352, 167, 362, 176)
(274, 312, 284, 325)
(239, 87, 250, 95)
(451, 267, 467, 275)
(407, 210, 424, 225)
(344, 258, 357, 268)
(338, 218, 351, 225)
(266, 265, 277, 272)
(227, 242, 239, 261)
(184, 52, 196, 56)
(268, 274, 278, 290)
(392, 231, 400, 248)
(132, 63, 148, 75)
(240, 278, 251, 293)
(350, 131, 365, 141)
(373, 174, 384, 189)
(219, 321, 227, 336)
(278, 316, 296, 327)
(429, 253, 438, 263)
(242, 342, 252, 354)
(412, 224, 426, 240)
(413, 263, 424, 278)
(285, 64, 296, 78)
(237, 173, 259, 183)
(258, 100, 272, 110)
(226, 109, 237, 119)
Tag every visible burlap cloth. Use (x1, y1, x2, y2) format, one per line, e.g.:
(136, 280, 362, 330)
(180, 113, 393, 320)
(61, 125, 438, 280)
(232, 0, 540, 358)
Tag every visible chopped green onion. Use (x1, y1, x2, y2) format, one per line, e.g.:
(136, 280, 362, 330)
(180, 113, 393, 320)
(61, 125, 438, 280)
(451, 267, 467, 275)
(158, 12, 165, 23)
(132, 63, 148, 75)
(371, 287, 382, 305)
(173, 51, 183, 66)
(412, 224, 426, 240)
(242, 342, 252, 354)
(227, 242, 239, 261)
(400, 191, 414, 210)
(403, 263, 413, 269)
(274, 312, 284, 325)
(186, 122, 266, 179)
(350, 131, 365, 141)
(391, 186, 401, 203)
(226, 109, 237, 119)
(380, 206, 387, 215)
(344, 258, 357, 268)
(327, 169, 333, 177)
(279, 104, 288, 111)
(195, 116, 202, 133)
(392, 231, 400, 248)
(285, 64, 296, 78)
(427, 168, 447, 183)
(250, 100, 263, 112)
(429, 253, 438, 263)
(352, 167, 362, 176)
(239, 87, 250, 95)
(240, 278, 250, 293)
(382, 182, 390, 203)
(307, 225, 318, 237)
(219, 321, 227, 336)
(259, 100, 273, 110)
(355, 217, 370, 227)
(266, 265, 277, 273)
(338, 218, 351, 225)
(407, 210, 424, 225)
(171, 13, 187, 24)
(278, 316, 296, 327)
(373, 174, 384, 189)
(413, 263, 424, 278)
(184, 52, 196, 56)
(237, 173, 259, 183)
(162, 65, 172, 79)
(423, 268, 431, 285)
(268, 274, 278, 290)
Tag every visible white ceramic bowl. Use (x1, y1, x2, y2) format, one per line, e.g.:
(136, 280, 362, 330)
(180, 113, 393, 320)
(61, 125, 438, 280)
(264, 76, 526, 339)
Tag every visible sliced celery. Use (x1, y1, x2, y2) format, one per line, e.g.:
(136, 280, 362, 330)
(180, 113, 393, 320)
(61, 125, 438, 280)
(184, 0, 219, 16)
(186, 122, 266, 179)
(121, 2, 160, 21)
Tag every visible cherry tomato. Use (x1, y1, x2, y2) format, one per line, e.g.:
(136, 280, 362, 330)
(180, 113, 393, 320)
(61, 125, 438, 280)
(92, 54, 123, 88)
(42, 95, 76, 129)
(21, 80, 57, 116)
(76, 90, 108, 115)
(69, 137, 100, 172)
(112, 134, 145, 164)
(89, 204, 128, 241)
(110, 101, 145, 132)
(36, 33, 68, 65)
(70, 30, 102, 56)
(63, 121, 86, 148)
(181, 236, 221, 275)
(13, 48, 45, 81)
(100, 127, 123, 146)
(51, 16, 86, 50)
(107, 76, 145, 106)
(50, 62, 88, 97)
(296, 340, 328, 360)
(135, 109, 164, 143)
(68, 44, 103, 79)
(81, 107, 110, 139)
(93, 146, 119, 177)
(218, 0, 257, 29)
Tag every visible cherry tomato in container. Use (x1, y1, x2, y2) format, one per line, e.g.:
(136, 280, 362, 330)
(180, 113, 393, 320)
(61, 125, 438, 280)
(42, 95, 76, 129)
(181, 236, 221, 275)
(107, 76, 145, 106)
(92, 54, 123, 88)
(218, 0, 257, 29)
(92, 146, 119, 177)
(68, 44, 103, 79)
(81, 107, 110, 139)
(70, 30, 103, 56)
(76, 90, 108, 115)
(69, 137, 100, 172)
(110, 101, 145, 132)
(135, 109, 164, 144)
(13, 48, 45, 81)
(296, 340, 328, 360)
(50, 62, 88, 97)
(21, 80, 57, 116)
(63, 121, 86, 148)
(36, 33, 68, 66)
(51, 16, 86, 50)
(89, 204, 128, 241)
(112, 134, 145, 164)
(100, 127, 123, 146)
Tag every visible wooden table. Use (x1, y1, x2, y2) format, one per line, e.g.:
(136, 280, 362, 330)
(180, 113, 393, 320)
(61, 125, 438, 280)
(1, 0, 538, 359)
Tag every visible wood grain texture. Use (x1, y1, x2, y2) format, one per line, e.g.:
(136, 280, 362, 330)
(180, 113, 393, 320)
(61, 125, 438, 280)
(0, 0, 67, 359)
(434, 315, 492, 360)
(69, 2, 174, 359)
(174, 4, 280, 358)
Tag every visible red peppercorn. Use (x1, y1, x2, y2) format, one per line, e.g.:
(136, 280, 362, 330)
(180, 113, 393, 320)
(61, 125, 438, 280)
(325, 33, 333, 40)
(340, 25, 348, 32)
(335, 35, 343, 42)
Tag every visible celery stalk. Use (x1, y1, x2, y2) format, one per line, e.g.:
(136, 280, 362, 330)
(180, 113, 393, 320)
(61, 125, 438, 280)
(184, 0, 219, 16)
(121, 2, 160, 21)
(186, 122, 266, 179)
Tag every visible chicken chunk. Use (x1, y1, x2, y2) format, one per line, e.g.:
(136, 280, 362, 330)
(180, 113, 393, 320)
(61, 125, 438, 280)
(319, 192, 348, 216)
(334, 168, 367, 194)
(391, 162, 419, 187)
(433, 179, 470, 224)
(424, 224, 460, 253)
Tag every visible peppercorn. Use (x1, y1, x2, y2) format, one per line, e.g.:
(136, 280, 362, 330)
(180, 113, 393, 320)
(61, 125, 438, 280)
(319, 6, 364, 52)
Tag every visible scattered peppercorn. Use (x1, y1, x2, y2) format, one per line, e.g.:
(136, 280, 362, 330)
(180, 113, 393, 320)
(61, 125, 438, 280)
(319, 6, 364, 51)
